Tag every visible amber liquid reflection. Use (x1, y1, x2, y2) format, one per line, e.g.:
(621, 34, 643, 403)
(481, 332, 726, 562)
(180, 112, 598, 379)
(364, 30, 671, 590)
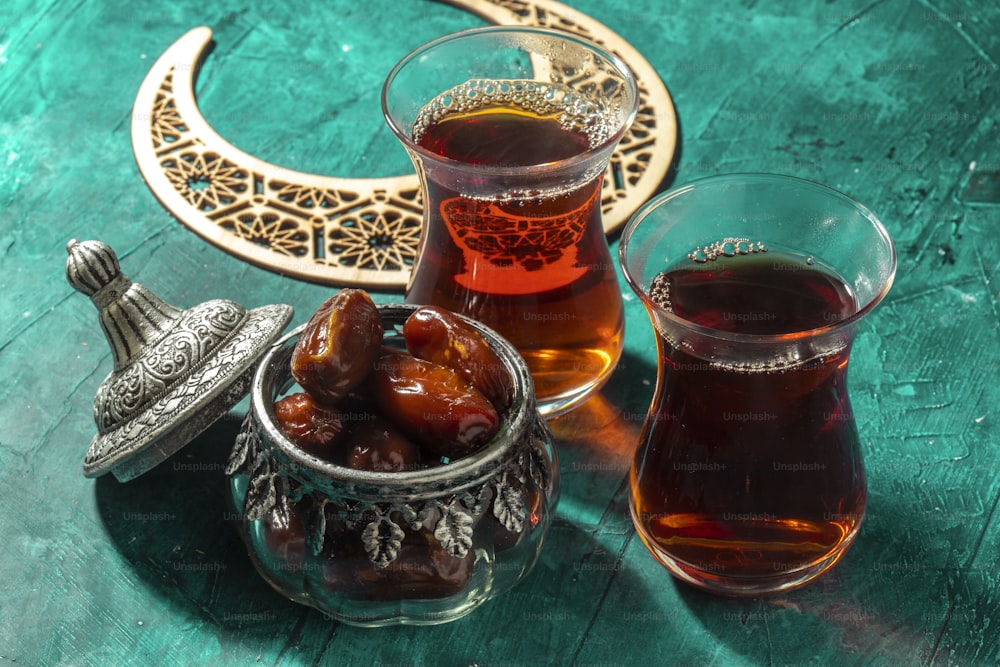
(630, 251, 866, 593)
(407, 103, 624, 408)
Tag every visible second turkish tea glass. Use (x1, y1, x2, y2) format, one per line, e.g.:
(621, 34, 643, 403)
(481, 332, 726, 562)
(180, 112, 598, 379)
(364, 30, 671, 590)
(382, 26, 639, 417)
(619, 174, 896, 595)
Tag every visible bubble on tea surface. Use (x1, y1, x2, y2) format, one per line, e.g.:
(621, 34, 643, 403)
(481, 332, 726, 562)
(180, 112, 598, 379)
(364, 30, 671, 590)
(691, 248, 709, 264)
(649, 270, 673, 313)
(686, 238, 767, 263)
(411, 78, 612, 149)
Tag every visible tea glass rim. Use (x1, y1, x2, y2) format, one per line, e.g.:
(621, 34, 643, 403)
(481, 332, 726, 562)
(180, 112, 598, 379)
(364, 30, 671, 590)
(618, 172, 898, 344)
(250, 303, 537, 491)
(380, 25, 640, 179)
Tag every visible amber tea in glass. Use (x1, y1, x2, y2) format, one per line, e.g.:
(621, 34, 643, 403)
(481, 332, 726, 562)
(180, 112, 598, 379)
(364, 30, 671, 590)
(619, 174, 896, 595)
(382, 27, 639, 417)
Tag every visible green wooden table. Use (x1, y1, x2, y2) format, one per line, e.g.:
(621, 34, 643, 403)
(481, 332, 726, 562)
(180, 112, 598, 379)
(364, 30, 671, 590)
(2, 0, 999, 664)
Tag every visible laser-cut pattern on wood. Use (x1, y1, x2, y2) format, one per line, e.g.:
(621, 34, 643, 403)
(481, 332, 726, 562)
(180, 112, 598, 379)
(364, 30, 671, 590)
(131, 0, 677, 288)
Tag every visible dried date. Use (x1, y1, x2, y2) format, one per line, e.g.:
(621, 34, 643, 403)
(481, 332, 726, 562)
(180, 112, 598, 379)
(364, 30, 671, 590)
(262, 498, 310, 574)
(345, 417, 423, 473)
(370, 351, 499, 459)
(291, 289, 383, 405)
(323, 527, 474, 600)
(403, 306, 513, 410)
(273, 392, 347, 461)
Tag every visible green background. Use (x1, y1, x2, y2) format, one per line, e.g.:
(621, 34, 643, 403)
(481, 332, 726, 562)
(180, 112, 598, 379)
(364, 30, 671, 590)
(2, 0, 999, 665)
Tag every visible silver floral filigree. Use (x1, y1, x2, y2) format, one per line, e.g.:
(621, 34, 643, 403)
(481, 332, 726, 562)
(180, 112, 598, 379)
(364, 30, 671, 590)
(493, 475, 526, 534)
(232, 429, 548, 568)
(363, 511, 406, 567)
(433, 496, 478, 558)
(66, 239, 292, 481)
(233, 416, 280, 523)
(225, 412, 257, 476)
(95, 301, 247, 430)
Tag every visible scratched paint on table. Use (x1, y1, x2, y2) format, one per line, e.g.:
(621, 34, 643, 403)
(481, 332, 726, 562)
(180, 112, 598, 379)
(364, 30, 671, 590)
(2, 0, 1000, 665)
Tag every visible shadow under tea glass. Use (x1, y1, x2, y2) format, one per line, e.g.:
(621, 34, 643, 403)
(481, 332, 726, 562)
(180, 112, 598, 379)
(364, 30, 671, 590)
(619, 173, 896, 596)
(382, 26, 639, 417)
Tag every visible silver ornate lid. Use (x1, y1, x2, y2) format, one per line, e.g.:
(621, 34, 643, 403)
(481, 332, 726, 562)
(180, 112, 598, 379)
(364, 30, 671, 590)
(66, 239, 293, 482)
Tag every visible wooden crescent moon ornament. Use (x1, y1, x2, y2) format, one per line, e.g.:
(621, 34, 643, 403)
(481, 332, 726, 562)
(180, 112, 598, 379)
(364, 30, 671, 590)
(130, 0, 677, 289)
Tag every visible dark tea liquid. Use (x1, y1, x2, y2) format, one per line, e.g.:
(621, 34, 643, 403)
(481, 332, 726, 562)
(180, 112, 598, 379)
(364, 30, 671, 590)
(631, 249, 866, 592)
(406, 81, 623, 408)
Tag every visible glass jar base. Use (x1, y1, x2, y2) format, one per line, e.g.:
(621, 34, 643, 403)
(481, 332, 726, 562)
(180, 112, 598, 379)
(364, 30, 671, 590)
(307, 596, 487, 628)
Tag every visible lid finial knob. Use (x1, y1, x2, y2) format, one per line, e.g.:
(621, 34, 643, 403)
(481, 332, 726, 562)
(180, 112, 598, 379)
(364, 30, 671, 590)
(66, 239, 184, 372)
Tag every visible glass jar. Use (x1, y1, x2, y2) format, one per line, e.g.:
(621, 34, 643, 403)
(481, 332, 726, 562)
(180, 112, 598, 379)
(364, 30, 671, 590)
(226, 304, 559, 626)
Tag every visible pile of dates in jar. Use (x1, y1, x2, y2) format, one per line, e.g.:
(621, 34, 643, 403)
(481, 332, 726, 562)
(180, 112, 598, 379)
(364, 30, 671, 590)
(276, 289, 513, 469)
(251, 289, 544, 605)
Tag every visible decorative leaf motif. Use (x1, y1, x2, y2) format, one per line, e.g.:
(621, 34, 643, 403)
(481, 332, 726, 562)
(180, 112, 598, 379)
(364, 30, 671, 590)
(469, 484, 492, 518)
(435, 499, 476, 558)
(244, 476, 274, 522)
(244, 455, 276, 522)
(362, 515, 405, 568)
(224, 413, 257, 475)
(229, 393, 552, 564)
(529, 421, 553, 494)
(493, 476, 526, 534)
(514, 450, 530, 485)
(306, 496, 328, 556)
(268, 493, 293, 533)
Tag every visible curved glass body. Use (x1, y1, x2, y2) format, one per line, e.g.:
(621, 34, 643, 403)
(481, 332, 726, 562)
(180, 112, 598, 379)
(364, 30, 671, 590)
(619, 174, 896, 595)
(383, 26, 639, 416)
(227, 305, 559, 625)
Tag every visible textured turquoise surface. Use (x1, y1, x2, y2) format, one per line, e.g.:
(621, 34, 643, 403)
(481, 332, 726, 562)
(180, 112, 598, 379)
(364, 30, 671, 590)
(2, 0, 999, 665)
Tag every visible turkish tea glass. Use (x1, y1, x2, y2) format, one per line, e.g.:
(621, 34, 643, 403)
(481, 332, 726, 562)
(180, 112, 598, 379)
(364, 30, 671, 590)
(382, 26, 639, 417)
(619, 174, 896, 595)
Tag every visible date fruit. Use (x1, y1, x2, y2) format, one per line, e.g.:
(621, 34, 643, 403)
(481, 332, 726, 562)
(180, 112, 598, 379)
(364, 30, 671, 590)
(371, 351, 499, 459)
(403, 306, 513, 410)
(323, 527, 474, 601)
(345, 417, 422, 473)
(280, 293, 513, 468)
(273, 392, 346, 461)
(262, 498, 309, 576)
(291, 289, 383, 405)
